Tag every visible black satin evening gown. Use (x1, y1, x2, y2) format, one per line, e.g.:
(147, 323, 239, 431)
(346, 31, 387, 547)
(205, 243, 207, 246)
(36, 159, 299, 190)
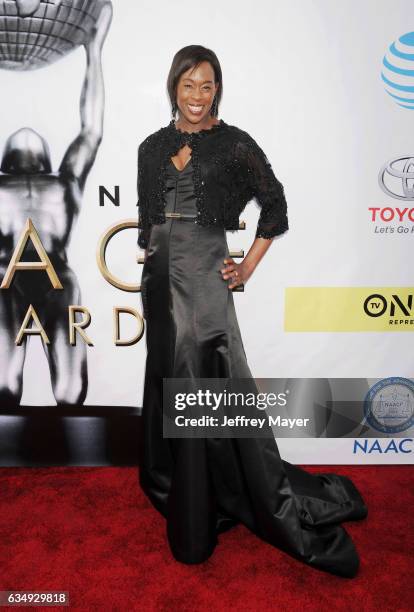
(138, 157, 368, 578)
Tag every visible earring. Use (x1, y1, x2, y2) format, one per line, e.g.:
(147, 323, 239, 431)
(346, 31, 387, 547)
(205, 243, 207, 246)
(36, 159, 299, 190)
(171, 101, 178, 118)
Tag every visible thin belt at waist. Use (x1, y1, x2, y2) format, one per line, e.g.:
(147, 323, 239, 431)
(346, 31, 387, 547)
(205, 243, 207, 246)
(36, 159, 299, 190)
(165, 212, 198, 221)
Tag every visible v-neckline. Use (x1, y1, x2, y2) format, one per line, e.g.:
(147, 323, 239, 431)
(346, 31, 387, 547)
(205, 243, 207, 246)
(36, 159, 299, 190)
(169, 157, 192, 173)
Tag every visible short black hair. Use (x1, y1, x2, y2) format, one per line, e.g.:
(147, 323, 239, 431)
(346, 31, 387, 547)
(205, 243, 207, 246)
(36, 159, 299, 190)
(167, 45, 223, 117)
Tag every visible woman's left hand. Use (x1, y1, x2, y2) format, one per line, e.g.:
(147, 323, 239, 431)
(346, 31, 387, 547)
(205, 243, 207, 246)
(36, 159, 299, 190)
(220, 258, 253, 289)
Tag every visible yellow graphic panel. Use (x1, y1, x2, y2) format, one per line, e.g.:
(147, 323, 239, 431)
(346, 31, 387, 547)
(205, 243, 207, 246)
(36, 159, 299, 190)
(284, 287, 414, 331)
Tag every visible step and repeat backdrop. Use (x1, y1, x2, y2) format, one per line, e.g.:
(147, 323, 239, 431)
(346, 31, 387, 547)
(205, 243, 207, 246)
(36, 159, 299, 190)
(0, 0, 412, 464)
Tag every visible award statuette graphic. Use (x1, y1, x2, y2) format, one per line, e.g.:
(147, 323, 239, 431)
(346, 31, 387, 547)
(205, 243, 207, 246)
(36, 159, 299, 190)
(0, 0, 112, 70)
(0, 2, 112, 408)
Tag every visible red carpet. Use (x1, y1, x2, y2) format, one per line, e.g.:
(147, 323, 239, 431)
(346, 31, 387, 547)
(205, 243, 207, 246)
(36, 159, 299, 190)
(0, 465, 412, 611)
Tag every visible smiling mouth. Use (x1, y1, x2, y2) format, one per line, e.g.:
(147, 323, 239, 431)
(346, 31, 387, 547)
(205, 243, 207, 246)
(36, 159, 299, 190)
(187, 104, 204, 114)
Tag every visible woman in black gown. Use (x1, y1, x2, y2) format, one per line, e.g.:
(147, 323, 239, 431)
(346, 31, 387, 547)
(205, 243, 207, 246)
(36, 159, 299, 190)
(137, 45, 367, 577)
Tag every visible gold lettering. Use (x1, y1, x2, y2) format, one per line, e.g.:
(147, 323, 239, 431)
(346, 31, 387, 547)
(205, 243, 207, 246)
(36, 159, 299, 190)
(15, 304, 50, 345)
(69, 306, 93, 346)
(97, 219, 142, 291)
(114, 307, 144, 345)
(0, 218, 63, 290)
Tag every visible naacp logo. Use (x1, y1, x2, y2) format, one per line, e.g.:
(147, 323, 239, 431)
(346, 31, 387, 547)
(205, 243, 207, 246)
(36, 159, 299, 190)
(364, 377, 414, 434)
(379, 156, 414, 200)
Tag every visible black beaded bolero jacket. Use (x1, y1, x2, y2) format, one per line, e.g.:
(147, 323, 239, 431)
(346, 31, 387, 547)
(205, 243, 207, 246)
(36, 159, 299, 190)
(137, 119, 289, 250)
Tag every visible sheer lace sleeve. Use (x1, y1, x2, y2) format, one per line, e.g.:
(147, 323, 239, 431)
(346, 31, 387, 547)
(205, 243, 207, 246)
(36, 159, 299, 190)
(137, 140, 151, 250)
(241, 135, 289, 240)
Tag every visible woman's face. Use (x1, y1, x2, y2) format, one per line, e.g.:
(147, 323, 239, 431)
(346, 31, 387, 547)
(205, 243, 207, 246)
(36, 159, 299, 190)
(175, 61, 219, 124)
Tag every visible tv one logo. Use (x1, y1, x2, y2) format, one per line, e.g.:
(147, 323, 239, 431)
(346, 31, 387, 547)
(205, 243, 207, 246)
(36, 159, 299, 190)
(363, 293, 413, 320)
(353, 439, 413, 454)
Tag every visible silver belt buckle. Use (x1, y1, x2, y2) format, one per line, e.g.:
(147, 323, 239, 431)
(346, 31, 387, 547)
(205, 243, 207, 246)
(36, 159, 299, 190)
(166, 212, 182, 218)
